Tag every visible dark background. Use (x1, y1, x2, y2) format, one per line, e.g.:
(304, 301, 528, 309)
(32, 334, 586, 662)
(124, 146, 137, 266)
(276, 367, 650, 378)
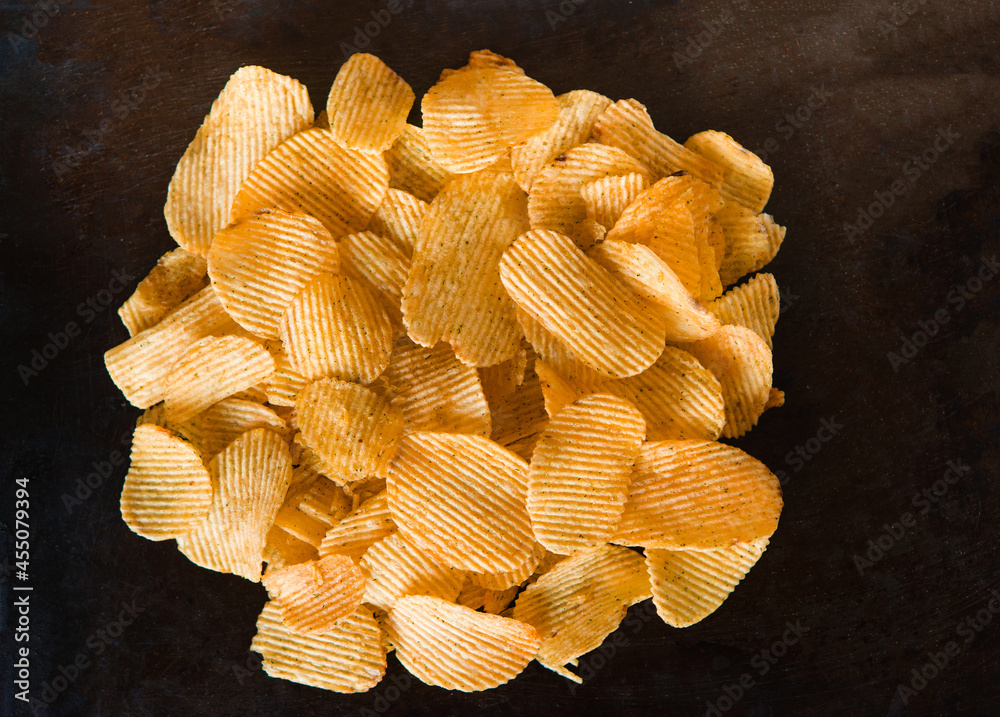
(2, 0, 1000, 715)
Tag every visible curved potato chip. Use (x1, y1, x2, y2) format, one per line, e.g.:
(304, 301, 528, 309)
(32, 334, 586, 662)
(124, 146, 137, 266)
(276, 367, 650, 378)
(716, 205, 785, 286)
(319, 491, 396, 561)
(385, 595, 540, 691)
(326, 53, 414, 152)
(469, 543, 546, 591)
(605, 175, 693, 244)
(384, 124, 456, 202)
(456, 578, 488, 610)
(477, 347, 528, 406)
(709, 272, 780, 349)
(488, 348, 549, 461)
(261, 554, 366, 634)
(118, 249, 208, 336)
(171, 397, 287, 460)
(367, 188, 427, 257)
(273, 473, 353, 547)
(360, 533, 466, 612)
(264, 526, 318, 572)
(515, 309, 608, 386)
(580, 172, 649, 231)
(263, 341, 308, 407)
(338, 230, 410, 326)
(613, 440, 782, 550)
(684, 130, 774, 213)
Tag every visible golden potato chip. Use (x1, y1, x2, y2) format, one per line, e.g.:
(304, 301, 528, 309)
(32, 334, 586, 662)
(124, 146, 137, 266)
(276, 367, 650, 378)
(709, 272, 780, 349)
(385, 595, 540, 691)
(604, 175, 691, 244)
(263, 341, 308, 407)
(646, 539, 768, 628)
(319, 491, 396, 561)
(229, 127, 389, 239)
(105, 285, 239, 408)
(177, 428, 293, 581)
(684, 130, 774, 213)
(402, 170, 529, 366)
(580, 172, 650, 231)
(171, 397, 287, 460)
(456, 578, 488, 610)
(613, 440, 782, 550)
(387, 433, 535, 572)
(326, 53, 414, 152)
(261, 554, 366, 634)
(381, 338, 491, 436)
(263, 525, 318, 572)
(534, 359, 589, 419)
(510, 89, 612, 192)
(367, 188, 427, 256)
(119, 424, 213, 541)
(716, 205, 786, 286)
(515, 309, 607, 386)
(280, 273, 394, 383)
(469, 543, 546, 591)
(208, 210, 339, 339)
(360, 533, 467, 612)
(252, 602, 385, 692)
(421, 52, 559, 174)
(488, 349, 549, 461)
(697, 232, 723, 301)
(477, 347, 528, 406)
(163, 336, 275, 422)
(527, 394, 645, 554)
(512, 545, 650, 681)
(483, 587, 519, 615)
(338, 230, 410, 325)
(384, 124, 456, 203)
(592, 99, 723, 186)
(273, 473, 352, 547)
(118, 248, 208, 336)
(232, 384, 269, 403)
(683, 325, 773, 438)
(499, 229, 666, 378)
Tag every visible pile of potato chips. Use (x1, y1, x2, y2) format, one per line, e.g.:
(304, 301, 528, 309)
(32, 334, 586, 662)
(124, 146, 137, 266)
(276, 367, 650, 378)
(106, 50, 786, 692)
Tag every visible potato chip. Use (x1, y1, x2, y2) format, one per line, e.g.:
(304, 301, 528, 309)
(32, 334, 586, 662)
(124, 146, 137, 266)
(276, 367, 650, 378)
(263, 525, 318, 572)
(683, 325, 773, 438)
(716, 205, 785, 286)
(119, 424, 213, 541)
(402, 170, 529, 366)
(252, 602, 386, 692)
(580, 172, 649, 231)
(261, 554, 366, 634)
(229, 127, 389, 239)
(118, 249, 208, 336)
(483, 587, 519, 615)
(534, 359, 589, 419)
(709, 272, 780, 349)
(765, 387, 785, 410)
(613, 440, 782, 550)
(499, 229, 666, 378)
(274, 474, 352, 546)
(338, 230, 410, 325)
(512, 545, 650, 681)
(488, 349, 549, 461)
(604, 175, 690, 245)
(263, 341, 308, 407)
(366, 188, 427, 257)
(646, 539, 768, 628)
(696, 232, 723, 301)
(280, 273, 394, 383)
(164, 67, 313, 256)
(326, 53, 414, 152)
(177, 428, 293, 581)
(510, 89, 612, 192)
(469, 543, 546, 591)
(387, 433, 535, 572)
(527, 394, 645, 554)
(477, 346, 528, 406)
(208, 210, 339, 339)
(384, 124, 456, 203)
(385, 595, 540, 691)
(421, 52, 559, 174)
(515, 309, 608, 386)
(163, 336, 275, 422)
(456, 578, 488, 610)
(319, 491, 397, 561)
(171, 397, 287, 460)
(684, 130, 774, 213)
(360, 533, 466, 613)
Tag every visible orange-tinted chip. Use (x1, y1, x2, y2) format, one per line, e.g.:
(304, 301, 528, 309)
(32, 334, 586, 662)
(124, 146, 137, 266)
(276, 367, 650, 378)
(326, 53, 414, 152)
(262, 554, 366, 634)
(685, 130, 774, 212)
(384, 124, 456, 203)
(360, 532, 466, 612)
(708, 272, 780, 349)
(118, 248, 208, 336)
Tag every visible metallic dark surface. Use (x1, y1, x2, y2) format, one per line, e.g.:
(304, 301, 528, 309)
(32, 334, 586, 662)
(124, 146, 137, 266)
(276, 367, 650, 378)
(2, 1, 1000, 714)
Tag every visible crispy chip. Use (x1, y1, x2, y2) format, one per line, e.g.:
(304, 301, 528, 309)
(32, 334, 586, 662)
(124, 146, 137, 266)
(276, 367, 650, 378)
(263, 341, 308, 407)
(118, 249, 208, 336)
(580, 172, 650, 231)
(263, 526, 318, 572)
(604, 175, 693, 244)
(338, 230, 410, 326)
(171, 397, 287, 460)
(384, 124, 456, 202)
(613, 440, 782, 550)
(477, 347, 528, 406)
(273, 473, 352, 546)
(385, 595, 540, 691)
(684, 130, 774, 213)
(360, 533, 466, 613)
(483, 587, 519, 615)
(319, 491, 396, 561)
(261, 554, 366, 634)
(469, 543, 546, 591)
(456, 578, 488, 610)
(716, 205, 785, 286)
(488, 349, 549, 460)
(326, 53, 414, 152)
(515, 309, 608, 386)
(367, 188, 427, 256)
(119, 424, 213, 541)
(387, 433, 535, 572)
(709, 272, 780, 349)
(165, 66, 314, 256)
(765, 387, 785, 410)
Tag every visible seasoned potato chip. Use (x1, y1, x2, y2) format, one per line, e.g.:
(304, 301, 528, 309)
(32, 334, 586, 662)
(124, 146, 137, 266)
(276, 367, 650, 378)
(384, 124, 456, 202)
(385, 595, 540, 691)
(604, 175, 692, 245)
(338, 230, 410, 326)
(273, 473, 352, 547)
(716, 205, 785, 286)
(515, 309, 608, 386)
(360, 533, 466, 612)
(263, 341, 308, 407)
(326, 53, 414, 152)
(469, 543, 546, 591)
(263, 526, 318, 572)
(366, 188, 427, 256)
(483, 587, 519, 614)
(477, 347, 528, 406)
(488, 349, 549, 461)
(261, 554, 366, 634)
(685, 130, 774, 213)
(118, 249, 208, 336)
(613, 440, 782, 550)
(171, 397, 287, 460)
(709, 272, 780, 349)
(319, 491, 396, 561)
(765, 387, 785, 410)
(456, 578, 488, 610)
(580, 172, 649, 231)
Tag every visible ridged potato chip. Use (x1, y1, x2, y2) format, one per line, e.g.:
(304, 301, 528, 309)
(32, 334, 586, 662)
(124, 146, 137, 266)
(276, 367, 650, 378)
(263, 341, 308, 407)
(483, 587, 519, 615)
(118, 248, 208, 336)
(456, 578, 488, 610)
(685, 130, 774, 213)
(360, 533, 466, 612)
(326, 53, 414, 152)
(319, 491, 396, 561)
(263, 525, 318, 572)
(580, 172, 649, 231)
(709, 272, 780, 349)
(477, 346, 528, 406)
(716, 205, 785, 286)
(273, 473, 352, 547)
(261, 554, 366, 634)
(488, 348, 549, 460)
(384, 124, 456, 202)
(170, 397, 287, 460)
(613, 440, 782, 550)
(384, 595, 540, 691)
(515, 309, 608, 386)
(367, 188, 427, 256)
(605, 174, 691, 244)
(468, 543, 546, 591)
(338, 230, 410, 326)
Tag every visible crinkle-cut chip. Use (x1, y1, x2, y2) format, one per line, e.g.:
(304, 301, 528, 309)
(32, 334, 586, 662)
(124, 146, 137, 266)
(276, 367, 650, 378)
(489, 350, 549, 461)
(469, 543, 546, 591)
(280, 273, 394, 383)
(510, 90, 613, 192)
(697, 231, 724, 302)
(367, 188, 427, 257)
(387, 433, 535, 572)
(319, 492, 397, 561)
(343, 476, 387, 510)
(709, 272, 780, 349)
(326, 53, 414, 153)
(456, 578, 488, 610)
(263, 341, 308, 407)
(515, 309, 608, 386)
(177, 428, 293, 582)
(592, 99, 723, 187)
(613, 440, 782, 550)
(338, 231, 410, 324)
(527, 394, 645, 554)
(402, 170, 529, 366)
(385, 595, 540, 692)
(528, 144, 651, 249)
(716, 205, 785, 286)
(382, 338, 491, 436)
(296, 379, 404, 481)
(421, 52, 559, 174)
(274, 474, 353, 547)
(164, 66, 314, 257)
(208, 210, 339, 339)
(384, 124, 456, 203)
(580, 172, 649, 231)
(105, 285, 239, 409)
(535, 359, 590, 419)
(261, 554, 366, 634)
(605, 175, 692, 245)
(162, 336, 274, 423)
(360, 533, 467, 613)
(512, 545, 650, 681)
(119, 424, 213, 541)
(483, 587, 519, 615)
(264, 526, 318, 572)
(499, 229, 666, 378)
(586, 240, 719, 343)
(683, 325, 772, 438)
(229, 127, 389, 239)
(171, 397, 287, 460)
(684, 130, 774, 213)
(252, 602, 386, 693)
(232, 384, 269, 403)
(119, 249, 208, 336)
(764, 387, 785, 410)
(477, 347, 528, 407)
